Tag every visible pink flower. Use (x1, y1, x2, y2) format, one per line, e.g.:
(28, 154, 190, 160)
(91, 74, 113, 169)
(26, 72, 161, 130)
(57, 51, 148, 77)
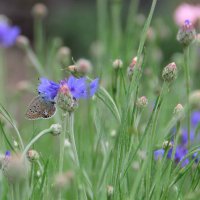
(174, 3, 200, 26)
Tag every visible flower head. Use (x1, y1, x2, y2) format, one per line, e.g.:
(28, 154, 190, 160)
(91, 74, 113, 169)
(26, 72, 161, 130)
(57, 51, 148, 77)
(38, 78, 60, 102)
(181, 129, 195, 146)
(191, 111, 200, 128)
(59, 76, 99, 99)
(177, 19, 196, 46)
(167, 145, 189, 167)
(0, 20, 20, 48)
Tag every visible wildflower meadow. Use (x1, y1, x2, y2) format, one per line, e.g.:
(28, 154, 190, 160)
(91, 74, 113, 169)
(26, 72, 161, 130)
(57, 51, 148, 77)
(0, 0, 200, 199)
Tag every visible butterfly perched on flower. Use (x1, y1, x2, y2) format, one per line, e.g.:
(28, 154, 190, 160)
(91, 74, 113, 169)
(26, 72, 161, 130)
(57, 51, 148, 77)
(26, 76, 99, 120)
(25, 96, 57, 120)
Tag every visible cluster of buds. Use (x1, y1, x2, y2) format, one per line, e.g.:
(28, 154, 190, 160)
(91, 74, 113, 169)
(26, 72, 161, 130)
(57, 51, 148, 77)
(177, 19, 196, 46)
(136, 96, 148, 108)
(67, 58, 92, 77)
(127, 56, 142, 80)
(162, 62, 177, 82)
(112, 59, 123, 69)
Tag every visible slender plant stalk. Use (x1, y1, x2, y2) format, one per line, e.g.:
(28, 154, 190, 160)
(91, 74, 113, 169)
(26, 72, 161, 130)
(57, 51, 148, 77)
(34, 17, 44, 64)
(58, 113, 68, 200)
(22, 127, 52, 157)
(11, 184, 15, 200)
(69, 112, 80, 167)
(183, 46, 190, 148)
(58, 113, 68, 173)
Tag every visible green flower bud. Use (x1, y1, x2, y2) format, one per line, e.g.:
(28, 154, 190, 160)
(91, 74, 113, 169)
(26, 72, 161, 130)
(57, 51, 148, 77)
(162, 62, 177, 82)
(50, 124, 62, 136)
(177, 20, 196, 46)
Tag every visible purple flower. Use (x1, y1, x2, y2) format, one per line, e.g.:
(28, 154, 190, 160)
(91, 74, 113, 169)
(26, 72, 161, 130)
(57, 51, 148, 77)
(38, 78, 60, 101)
(5, 150, 11, 157)
(60, 76, 99, 99)
(154, 149, 165, 160)
(181, 128, 195, 145)
(191, 111, 200, 128)
(0, 21, 20, 47)
(168, 145, 189, 167)
(90, 78, 99, 96)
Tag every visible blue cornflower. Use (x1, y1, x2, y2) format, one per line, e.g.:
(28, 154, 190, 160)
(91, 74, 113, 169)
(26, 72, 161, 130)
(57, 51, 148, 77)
(38, 78, 60, 101)
(167, 145, 189, 167)
(154, 149, 165, 160)
(191, 111, 200, 128)
(60, 76, 99, 99)
(0, 21, 20, 47)
(181, 128, 195, 145)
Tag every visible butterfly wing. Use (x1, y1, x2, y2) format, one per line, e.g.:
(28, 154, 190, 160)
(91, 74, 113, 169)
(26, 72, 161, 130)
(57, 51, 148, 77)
(25, 96, 56, 120)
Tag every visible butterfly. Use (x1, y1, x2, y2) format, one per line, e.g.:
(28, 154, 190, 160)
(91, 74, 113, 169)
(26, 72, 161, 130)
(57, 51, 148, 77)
(25, 96, 56, 120)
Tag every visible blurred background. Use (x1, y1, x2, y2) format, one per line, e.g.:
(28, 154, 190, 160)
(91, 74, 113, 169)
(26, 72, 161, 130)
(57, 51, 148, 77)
(0, 0, 199, 121)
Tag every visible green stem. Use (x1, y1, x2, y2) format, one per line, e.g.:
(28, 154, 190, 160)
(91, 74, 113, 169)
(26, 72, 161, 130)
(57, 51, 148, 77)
(111, 0, 122, 57)
(34, 17, 44, 64)
(22, 127, 52, 157)
(25, 46, 45, 76)
(11, 184, 15, 200)
(58, 113, 68, 200)
(69, 112, 80, 167)
(184, 46, 190, 148)
(58, 113, 68, 173)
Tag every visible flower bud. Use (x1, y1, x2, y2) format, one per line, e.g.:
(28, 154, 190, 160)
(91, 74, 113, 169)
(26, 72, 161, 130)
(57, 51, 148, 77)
(189, 90, 200, 109)
(174, 104, 184, 115)
(107, 185, 114, 199)
(127, 56, 142, 81)
(2, 153, 30, 183)
(162, 62, 177, 82)
(136, 96, 148, 108)
(76, 58, 92, 76)
(16, 35, 29, 50)
(53, 171, 74, 191)
(50, 124, 62, 136)
(57, 87, 78, 113)
(32, 3, 48, 19)
(162, 140, 173, 150)
(112, 59, 123, 69)
(57, 46, 71, 65)
(27, 149, 39, 162)
(177, 19, 196, 46)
